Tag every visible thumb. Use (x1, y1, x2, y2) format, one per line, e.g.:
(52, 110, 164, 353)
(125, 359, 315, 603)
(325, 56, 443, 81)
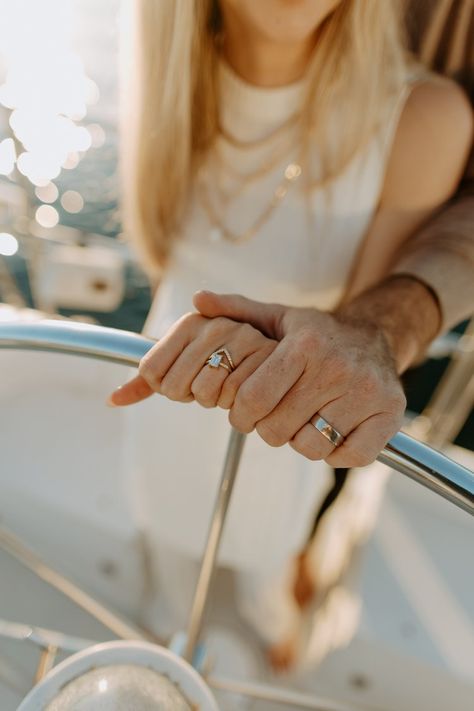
(193, 291, 284, 339)
(107, 374, 154, 407)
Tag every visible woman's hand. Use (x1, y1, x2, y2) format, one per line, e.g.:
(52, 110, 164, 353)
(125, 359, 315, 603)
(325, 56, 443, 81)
(108, 312, 277, 410)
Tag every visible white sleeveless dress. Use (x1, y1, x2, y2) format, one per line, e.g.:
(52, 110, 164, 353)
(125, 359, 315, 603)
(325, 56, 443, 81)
(124, 63, 411, 642)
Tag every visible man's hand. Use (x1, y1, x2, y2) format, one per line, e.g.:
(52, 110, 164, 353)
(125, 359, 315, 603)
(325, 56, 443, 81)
(193, 290, 408, 468)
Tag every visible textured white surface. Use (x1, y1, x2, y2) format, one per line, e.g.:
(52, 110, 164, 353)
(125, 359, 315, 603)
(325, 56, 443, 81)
(18, 642, 218, 711)
(45, 665, 192, 710)
(45, 665, 191, 711)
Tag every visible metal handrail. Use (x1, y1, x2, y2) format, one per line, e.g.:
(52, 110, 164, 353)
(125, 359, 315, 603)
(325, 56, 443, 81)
(1, 319, 473, 710)
(1, 319, 472, 511)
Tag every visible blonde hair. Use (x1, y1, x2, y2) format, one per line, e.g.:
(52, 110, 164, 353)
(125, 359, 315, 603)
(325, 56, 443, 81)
(121, 0, 407, 273)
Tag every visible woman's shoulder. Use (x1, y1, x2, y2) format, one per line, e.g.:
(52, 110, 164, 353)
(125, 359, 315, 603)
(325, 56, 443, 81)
(405, 75, 472, 142)
(380, 74, 473, 210)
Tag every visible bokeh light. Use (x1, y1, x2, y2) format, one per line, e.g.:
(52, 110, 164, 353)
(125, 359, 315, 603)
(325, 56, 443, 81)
(61, 190, 84, 213)
(87, 123, 106, 148)
(17, 150, 61, 187)
(0, 0, 96, 186)
(63, 152, 81, 170)
(0, 232, 19, 256)
(35, 182, 59, 203)
(0, 138, 16, 175)
(35, 204, 59, 228)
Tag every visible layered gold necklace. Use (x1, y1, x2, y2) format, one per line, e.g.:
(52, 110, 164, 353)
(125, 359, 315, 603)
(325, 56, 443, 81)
(198, 115, 303, 244)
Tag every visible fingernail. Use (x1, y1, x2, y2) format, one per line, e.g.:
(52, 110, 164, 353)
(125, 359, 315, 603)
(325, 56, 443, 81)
(106, 389, 121, 407)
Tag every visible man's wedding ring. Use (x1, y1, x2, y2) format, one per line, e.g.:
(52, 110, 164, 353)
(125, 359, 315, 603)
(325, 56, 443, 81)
(311, 415, 345, 447)
(206, 347, 235, 373)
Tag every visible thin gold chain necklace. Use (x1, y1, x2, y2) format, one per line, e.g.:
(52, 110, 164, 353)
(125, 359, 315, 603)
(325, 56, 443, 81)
(217, 110, 302, 150)
(210, 136, 299, 206)
(199, 161, 302, 244)
(215, 121, 299, 179)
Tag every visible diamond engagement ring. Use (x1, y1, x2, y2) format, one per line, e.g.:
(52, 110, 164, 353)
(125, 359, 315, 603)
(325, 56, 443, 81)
(311, 415, 345, 447)
(206, 347, 235, 373)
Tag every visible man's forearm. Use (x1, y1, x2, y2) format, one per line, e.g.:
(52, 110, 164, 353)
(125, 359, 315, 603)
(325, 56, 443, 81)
(390, 194, 474, 332)
(335, 274, 441, 374)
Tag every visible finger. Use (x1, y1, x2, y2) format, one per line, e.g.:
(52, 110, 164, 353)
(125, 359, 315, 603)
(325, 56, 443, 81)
(190, 361, 232, 408)
(325, 410, 403, 469)
(138, 313, 204, 391)
(191, 339, 276, 409)
(160, 320, 258, 402)
(289, 422, 337, 460)
(229, 340, 305, 433)
(289, 395, 383, 462)
(218, 343, 277, 409)
(193, 291, 284, 340)
(253, 370, 342, 447)
(159, 334, 225, 401)
(107, 374, 154, 407)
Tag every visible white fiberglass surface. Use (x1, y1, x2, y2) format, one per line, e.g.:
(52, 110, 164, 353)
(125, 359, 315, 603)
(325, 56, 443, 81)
(0, 349, 143, 613)
(0, 346, 473, 710)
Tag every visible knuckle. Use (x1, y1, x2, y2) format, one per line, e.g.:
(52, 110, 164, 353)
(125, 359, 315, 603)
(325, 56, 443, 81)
(218, 378, 238, 409)
(296, 328, 320, 351)
(324, 450, 339, 466)
(389, 390, 407, 413)
(379, 416, 403, 444)
(228, 407, 254, 434)
(290, 435, 323, 461)
(330, 355, 353, 382)
(178, 311, 200, 329)
(158, 377, 175, 399)
(190, 381, 214, 408)
(160, 374, 186, 401)
(194, 395, 215, 408)
(235, 382, 260, 414)
(289, 436, 303, 454)
(343, 445, 375, 468)
(240, 322, 258, 342)
(358, 370, 381, 397)
(138, 357, 158, 386)
(207, 316, 230, 339)
(255, 420, 287, 447)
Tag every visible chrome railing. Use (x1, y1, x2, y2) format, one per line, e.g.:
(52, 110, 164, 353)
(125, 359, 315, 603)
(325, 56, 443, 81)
(1, 319, 472, 513)
(1, 319, 473, 710)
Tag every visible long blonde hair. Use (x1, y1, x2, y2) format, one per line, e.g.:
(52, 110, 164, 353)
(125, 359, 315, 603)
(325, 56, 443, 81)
(121, 0, 407, 273)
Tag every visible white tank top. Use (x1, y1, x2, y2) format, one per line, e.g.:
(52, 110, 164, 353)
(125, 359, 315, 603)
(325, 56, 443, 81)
(145, 62, 410, 337)
(126, 63, 413, 572)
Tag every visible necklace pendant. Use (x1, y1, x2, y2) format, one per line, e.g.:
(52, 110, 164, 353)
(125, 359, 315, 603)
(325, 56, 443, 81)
(285, 163, 302, 181)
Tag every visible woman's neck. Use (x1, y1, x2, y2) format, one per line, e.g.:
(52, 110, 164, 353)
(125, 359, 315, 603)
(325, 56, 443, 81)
(221, 14, 315, 87)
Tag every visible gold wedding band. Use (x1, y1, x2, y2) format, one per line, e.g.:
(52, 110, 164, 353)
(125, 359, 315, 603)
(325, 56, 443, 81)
(311, 415, 345, 447)
(206, 346, 235, 372)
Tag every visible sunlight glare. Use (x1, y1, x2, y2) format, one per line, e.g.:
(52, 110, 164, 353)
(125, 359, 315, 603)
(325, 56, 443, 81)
(0, 0, 95, 185)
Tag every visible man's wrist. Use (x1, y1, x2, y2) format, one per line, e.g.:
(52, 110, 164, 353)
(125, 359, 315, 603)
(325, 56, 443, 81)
(335, 275, 442, 373)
